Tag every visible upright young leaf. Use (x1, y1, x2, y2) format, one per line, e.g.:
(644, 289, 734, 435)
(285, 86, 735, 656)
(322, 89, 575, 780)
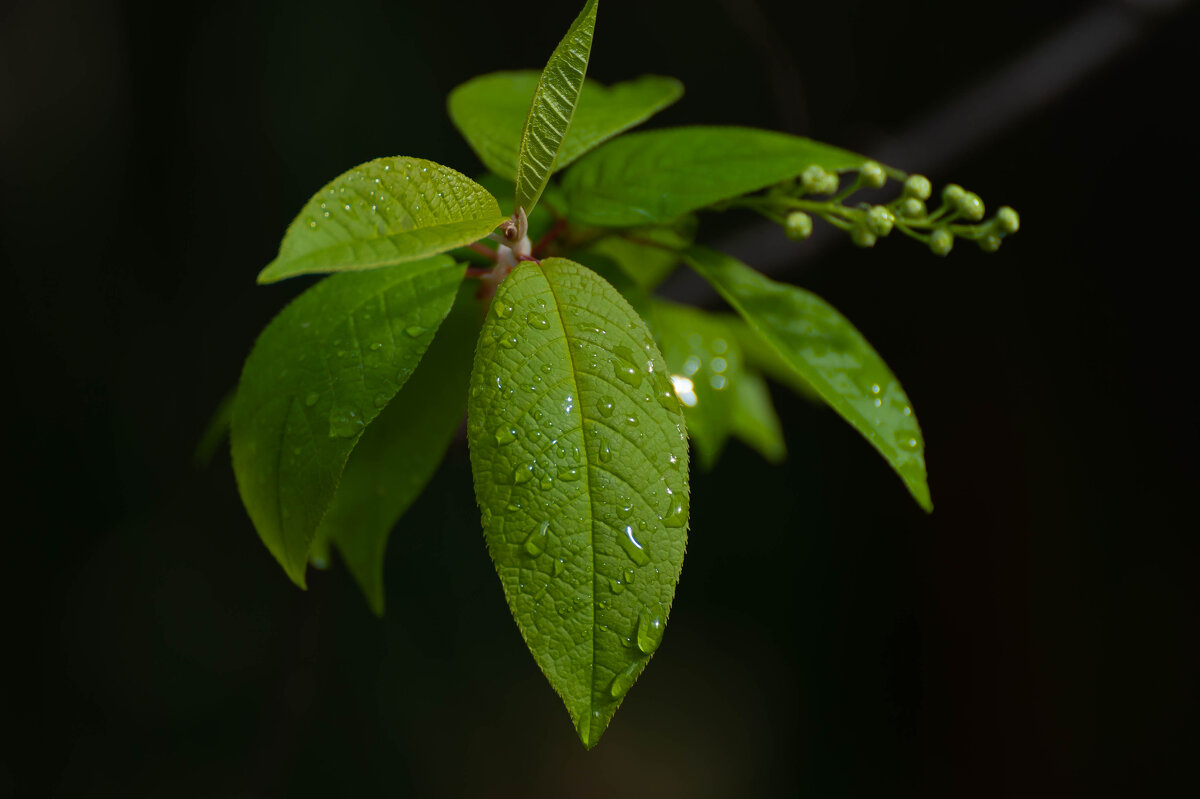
(562, 126, 883, 227)
(231, 256, 465, 587)
(683, 245, 931, 511)
(467, 257, 689, 748)
(312, 285, 479, 614)
(449, 72, 682, 180)
(258, 157, 503, 284)
(513, 0, 598, 216)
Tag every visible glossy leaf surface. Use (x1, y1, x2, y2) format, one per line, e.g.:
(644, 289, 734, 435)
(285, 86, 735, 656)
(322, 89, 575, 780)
(258, 157, 502, 283)
(467, 257, 689, 748)
(684, 246, 931, 510)
(313, 285, 478, 614)
(232, 257, 465, 586)
(562, 126, 877, 227)
(646, 301, 745, 470)
(449, 72, 682, 181)
(514, 0, 598, 216)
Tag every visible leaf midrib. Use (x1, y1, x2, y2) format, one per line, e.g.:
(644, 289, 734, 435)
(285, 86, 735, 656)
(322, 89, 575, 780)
(537, 261, 598, 738)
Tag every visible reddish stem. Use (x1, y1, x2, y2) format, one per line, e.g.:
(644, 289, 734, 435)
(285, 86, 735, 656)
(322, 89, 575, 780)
(531, 217, 568, 257)
(469, 241, 498, 260)
(464, 267, 492, 278)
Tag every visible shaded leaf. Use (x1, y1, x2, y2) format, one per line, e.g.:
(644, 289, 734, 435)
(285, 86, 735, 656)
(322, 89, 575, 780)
(514, 0, 598, 216)
(258, 157, 502, 283)
(449, 72, 682, 181)
(231, 256, 466, 586)
(729, 370, 786, 464)
(563, 126, 880, 227)
(576, 215, 695, 290)
(684, 245, 931, 510)
(467, 257, 689, 748)
(313, 284, 479, 614)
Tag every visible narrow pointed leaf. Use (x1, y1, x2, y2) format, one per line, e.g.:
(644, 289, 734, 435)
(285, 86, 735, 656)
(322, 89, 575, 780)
(467, 257, 689, 748)
(231, 256, 466, 586)
(513, 0, 598, 216)
(684, 245, 931, 510)
(313, 285, 478, 614)
(449, 72, 682, 181)
(646, 301, 745, 470)
(562, 126, 884, 227)
(258, 157, 503, 283)
(730, 370, 786, 464)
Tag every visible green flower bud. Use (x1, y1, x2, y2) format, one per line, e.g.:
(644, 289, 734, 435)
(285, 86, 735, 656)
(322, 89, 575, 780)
(978, 234, 1002, 253)
(864, 205, 894, 237)
(898, 197, 926, 219)
(859, 161, 886, 189)
(942, 183, 966, 205)
(801, 165, 833, 195)
(957, 191, 985, 222)
(903, 174, 932, 201)
(784, 211, 813, 241)
(851, 224, 877, 248)
(994, 206, 1020, 234)
(930, 227, 954, 256)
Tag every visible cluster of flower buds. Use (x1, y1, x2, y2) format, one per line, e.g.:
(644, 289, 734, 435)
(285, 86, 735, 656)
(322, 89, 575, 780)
(751, 161, 1020, 257)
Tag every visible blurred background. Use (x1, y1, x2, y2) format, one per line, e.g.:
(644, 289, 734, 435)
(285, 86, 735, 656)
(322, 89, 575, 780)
(2, 0, 1196, 795)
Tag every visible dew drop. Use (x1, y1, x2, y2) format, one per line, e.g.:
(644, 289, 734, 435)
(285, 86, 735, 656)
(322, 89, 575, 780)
(526, 312, 550, 330)
(662, 495, 688, 528)
(329, 407, 364, 438)
(500, 335, 518, 349)
(494, 303, 513, 319)
(599, 440, 612, 462)
(405, 325, 426, 337)
(625, 415, 639, 427)
(523, 520, 549, 557)
(609, 662, 639, 699)
(608, 577, 625, 594)
(618, 525, 650, 565)
(494, 426, 518, 446)
(369, 342, 384, 351)
(636, 610, 664, 655)
(539, 472, 555, 490)
(373, 393, 390, 408)
(554, 558, 566, 577)
(598, 397, 615, 417)
(612, 359, 642, 387)
(514, 463, 534, 484)
(304, 392, 320, 407)
(559, 467, 581, 482)
(616, 499, 634, 519)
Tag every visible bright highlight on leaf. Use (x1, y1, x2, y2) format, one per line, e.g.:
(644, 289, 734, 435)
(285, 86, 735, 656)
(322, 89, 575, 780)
(467, 257, 689, 748)
(231, 257, 466, 586)
(562, 126, 880, 227)
(310, 285, 479, 614)
(514, 0, 598, 217)
(258, 157, 503, 284)
(449, 71, 683, 181)
(683, 245, 932, 511)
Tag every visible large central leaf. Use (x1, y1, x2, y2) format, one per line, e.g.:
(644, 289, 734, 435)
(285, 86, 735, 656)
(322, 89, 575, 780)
(561, 126, 881, 227)
(231, 256, 465, 586)
(449, 72, 682, 181)
(467, 257, 689, 748)
(513, 0, 598, 216)
(258, 157, 503, 284)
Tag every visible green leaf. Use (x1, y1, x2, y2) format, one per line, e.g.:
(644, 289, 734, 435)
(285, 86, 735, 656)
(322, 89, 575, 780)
(313, 284, 479, 615)
(258, 157, 503, 284)
(645, 301, 745, 470)
(513, 0, 598, 217)
(467, 257, 689, 748)
(729, 370, 786, 464)
(194, 388, 235, 469)
(231, 256, 466, 587)
(449, 72, 683, 181)
(562, 126, 879, 227)
(576, 215, 695, 290)
(683, 245, 931, 511)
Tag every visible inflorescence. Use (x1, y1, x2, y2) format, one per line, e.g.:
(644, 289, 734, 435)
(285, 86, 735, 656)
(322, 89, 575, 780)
(732, 162, 1019, 256)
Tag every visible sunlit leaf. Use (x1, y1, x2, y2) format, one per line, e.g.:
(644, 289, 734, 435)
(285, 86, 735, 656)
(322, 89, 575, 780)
(467, 257, 689, 748)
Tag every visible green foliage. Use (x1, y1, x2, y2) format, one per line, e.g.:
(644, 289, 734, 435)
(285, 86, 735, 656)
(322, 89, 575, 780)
(561, 126, 876, 226)
(513, 0, 599, 217)
(223, 0, 1019, 749)
(449, 72, 682, 182)
(257, 157, 502, 284)
(467, 258, 688, 748)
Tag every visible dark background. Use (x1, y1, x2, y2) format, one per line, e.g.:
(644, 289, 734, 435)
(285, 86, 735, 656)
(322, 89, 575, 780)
(2, 0, 1196, 795)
